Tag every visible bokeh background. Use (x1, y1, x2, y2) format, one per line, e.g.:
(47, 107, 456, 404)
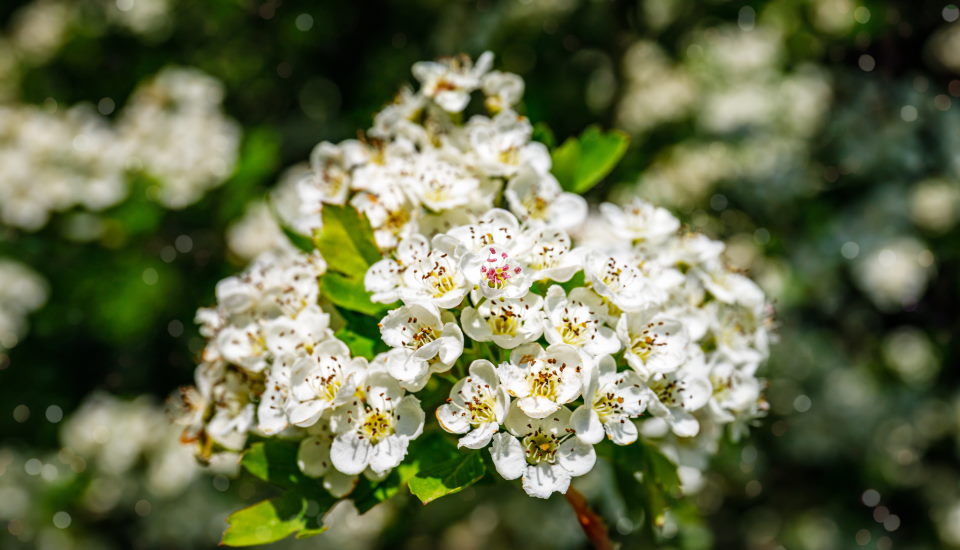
(1, 0, 959, 549)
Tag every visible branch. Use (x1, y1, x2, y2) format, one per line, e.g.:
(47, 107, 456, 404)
(565, 486, 613, 550)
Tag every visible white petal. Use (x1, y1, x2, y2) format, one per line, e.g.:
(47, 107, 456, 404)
(458, 422, 498, 450)
(369, 436, 407, 474)
(604, 417, 638, 445)
(489, 433, 525, 480)
(517, 396, 560, 419)
(570, 405, 604, 445)
(668, 410, 700, 438)
(395, 395, 425, 439)
(436, 403, 471, 434)
(557, 438, 597, 477)
(522, 462, 571, 499)
(330, 431, 371, 475)
(287, 400, 325, 428)
(323, 469, 357, 498)
(297, 437, 331, 477)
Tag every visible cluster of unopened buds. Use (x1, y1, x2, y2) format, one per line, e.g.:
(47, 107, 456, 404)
(173, 52, 771, 501)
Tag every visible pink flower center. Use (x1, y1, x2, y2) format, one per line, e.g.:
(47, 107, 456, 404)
(479, 247, 521, 288)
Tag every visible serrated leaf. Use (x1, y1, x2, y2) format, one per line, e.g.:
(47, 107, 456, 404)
(407, 433, 486, 504)
(550, 126, 630, 194)
(221, 492, 309, 546)
(321, 272, 392, 316)
(351, 465, 416, 514)
(314, 204, 381, 279)
(280, 223, 316, 254)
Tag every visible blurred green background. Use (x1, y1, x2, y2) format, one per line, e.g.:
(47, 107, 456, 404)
(1, 0, 959, 549)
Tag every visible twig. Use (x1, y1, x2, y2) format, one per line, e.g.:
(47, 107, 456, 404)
(565, 486, 613, 550)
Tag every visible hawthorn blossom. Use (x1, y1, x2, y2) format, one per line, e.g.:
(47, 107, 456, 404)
(378, 304, 464, 386)
(461, 292, 544, 349)
(570, 356, 646, 445)
(399, 249, 469, 308)
(505, 165, 587, 229)
(542, 285, 621, 357)
(365, 234, 431, 304)
(329, 372, 425, 476)
(287, 339, 367, 428)
(462, 245, 533, 300)
(584, 251, 665, 312)
(600, 199, 680, 243)
(497, 343, 586, 418)
(412, 51, 493, 113)
(617, 310, 689, 376)
(520, 228, 583, 283)
(297, 419, 358, 497)
(641, 360, 712, 437)
(436, 360, 510, 449)
(490, 404, 596, 499)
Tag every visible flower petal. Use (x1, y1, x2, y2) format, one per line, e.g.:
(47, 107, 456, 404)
(522, 462, 571, 499)
(330, 431, 371, 475)
(557, 438, 596, 477)
(570, 405, 604, 445)
(489, 432, 524, 480)
(458, 421, 498, 450)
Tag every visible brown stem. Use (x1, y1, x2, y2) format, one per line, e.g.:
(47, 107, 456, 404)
(565, 486, 614, 550)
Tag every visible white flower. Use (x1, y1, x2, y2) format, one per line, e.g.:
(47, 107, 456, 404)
(434, 208, 528, 258)
(407, 150, 480, 211)
(297, 420, 359, 497)
(497, 343, 586, 418)
(257, 365, 291, 435)
(412, 51, 493, 112)
(584, 252, 665, 313)
(571, 356, 647, 445)
(378, 304, 464, 386)
(617, 310, 689, 376)
(505, 165, 587, 230)
(205, 367, 257, 451)
(520, 228, 584, 283)
(542, 285, 621, 357)
(329, 372, 425, 476)
(261, 305, 332, 359)
(465, 111, 547, 177)
(287, 339, 367, 428)
(436, 360, 510, 449)
(462, 245, 533, 300)
(641, 361, 712, 438)
(482, 71, 524, 113)
(600, 199, 680, 243)
(490, 404, 596, 499)
(461, 292, 544, 349)
(365, 234, 430, 304)
(698, 264, 765, 311)
(704, 301, 769, 367)
(350, 187, 418, 250)
(707, 360, 764, 426)
(399, 249, 469, 308)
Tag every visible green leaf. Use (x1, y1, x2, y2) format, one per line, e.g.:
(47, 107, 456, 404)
(241, 441, 338, 503)
(281, 224, 316, 254)
(321, 272, 392, 316)
(221, 492, 311, 546)
(314, 204, 381, 279)
(612, 437, 682, 534)
(351, 467, 412, 514)
(551, 126, 630, 194)
(334, 328, 377, 360)
(406, 433, 486, 504)
(532, 121, 556, 149)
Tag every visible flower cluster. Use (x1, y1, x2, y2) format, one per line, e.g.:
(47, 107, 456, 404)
(175, 53, 771, 501)
(0, 259, 48, 353)
(0, 67, 239, 231)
